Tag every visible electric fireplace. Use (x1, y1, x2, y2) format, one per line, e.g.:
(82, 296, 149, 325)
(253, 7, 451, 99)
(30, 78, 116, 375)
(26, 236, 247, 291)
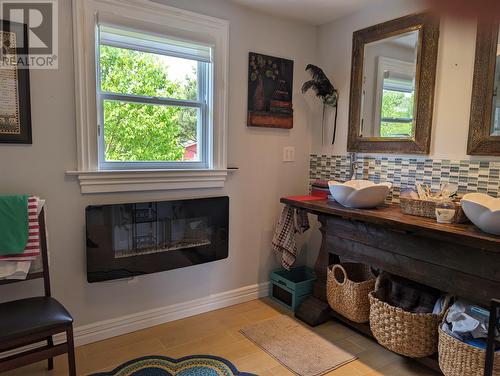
(85, 197, 229, 282)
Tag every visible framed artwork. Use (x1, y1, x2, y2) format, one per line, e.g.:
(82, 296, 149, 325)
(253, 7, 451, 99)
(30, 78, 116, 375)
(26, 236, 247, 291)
(0, 20, 32, 144)
(247, 52, 294, 129)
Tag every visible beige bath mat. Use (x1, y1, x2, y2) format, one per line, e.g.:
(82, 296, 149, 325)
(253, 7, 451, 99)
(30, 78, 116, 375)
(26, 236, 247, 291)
(240, 315, 357, 376)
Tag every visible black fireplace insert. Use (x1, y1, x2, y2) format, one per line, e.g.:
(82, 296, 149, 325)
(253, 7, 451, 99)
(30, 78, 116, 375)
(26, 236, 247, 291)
(85, 196, 229, 282)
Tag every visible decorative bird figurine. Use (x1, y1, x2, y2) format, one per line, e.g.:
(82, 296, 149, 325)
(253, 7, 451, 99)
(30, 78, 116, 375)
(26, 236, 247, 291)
(302, 64, 338, 144)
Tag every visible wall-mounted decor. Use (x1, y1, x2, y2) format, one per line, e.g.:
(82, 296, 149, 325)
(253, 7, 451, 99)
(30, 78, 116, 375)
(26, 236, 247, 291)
(302, 64, 338, 145)
(0, 20, 32, 144)
(247, 52, 293, 129)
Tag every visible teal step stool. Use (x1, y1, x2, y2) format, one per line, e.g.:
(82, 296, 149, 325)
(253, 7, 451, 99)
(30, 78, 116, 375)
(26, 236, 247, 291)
(270, 266, 316, 311)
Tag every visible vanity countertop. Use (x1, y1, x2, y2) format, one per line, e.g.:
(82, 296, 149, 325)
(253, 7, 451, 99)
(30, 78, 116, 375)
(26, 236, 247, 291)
(281, 196, 500, 252)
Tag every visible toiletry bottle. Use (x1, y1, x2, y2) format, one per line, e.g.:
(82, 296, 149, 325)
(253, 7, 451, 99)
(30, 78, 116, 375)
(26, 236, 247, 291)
(435, 198, 456, 224)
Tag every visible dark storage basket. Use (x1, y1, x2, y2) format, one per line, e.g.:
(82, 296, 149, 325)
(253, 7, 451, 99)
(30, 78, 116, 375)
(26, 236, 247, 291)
(326, 263, 375, 323)
(368, 274, 450, 358)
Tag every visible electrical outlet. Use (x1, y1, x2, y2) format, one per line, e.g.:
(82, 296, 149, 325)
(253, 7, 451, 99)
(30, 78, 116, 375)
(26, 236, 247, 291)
(283, 146, 295, 162)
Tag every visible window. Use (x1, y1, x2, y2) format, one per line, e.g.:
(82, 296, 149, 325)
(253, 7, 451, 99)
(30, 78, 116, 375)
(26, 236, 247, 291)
(380, 75, 415, 138)
(97, 26, 211, 170)
(373, 56, 416, 138)
(70, 0, 229, 193)
(492, 77, 500, 135)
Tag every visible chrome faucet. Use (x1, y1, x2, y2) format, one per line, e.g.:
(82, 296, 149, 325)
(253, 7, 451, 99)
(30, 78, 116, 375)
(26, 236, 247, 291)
(349, 152, 362, 180)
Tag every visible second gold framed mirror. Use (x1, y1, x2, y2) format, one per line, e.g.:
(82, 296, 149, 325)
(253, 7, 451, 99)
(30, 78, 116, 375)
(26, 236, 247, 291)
(467, 18, 500, 155)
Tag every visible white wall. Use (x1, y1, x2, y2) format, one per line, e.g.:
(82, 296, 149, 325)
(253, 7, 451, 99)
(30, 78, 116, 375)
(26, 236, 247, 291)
(312, 0, 488, 160)
(0, 0, 317, 327)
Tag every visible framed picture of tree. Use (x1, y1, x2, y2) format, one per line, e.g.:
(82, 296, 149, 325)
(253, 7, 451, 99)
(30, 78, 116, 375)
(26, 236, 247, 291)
(247, 52, 293, 129)
(0, 20, 32, 144)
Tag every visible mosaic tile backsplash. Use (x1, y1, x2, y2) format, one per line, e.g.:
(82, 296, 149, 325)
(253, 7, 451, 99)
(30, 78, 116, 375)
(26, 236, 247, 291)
(310, 154, 500, 203)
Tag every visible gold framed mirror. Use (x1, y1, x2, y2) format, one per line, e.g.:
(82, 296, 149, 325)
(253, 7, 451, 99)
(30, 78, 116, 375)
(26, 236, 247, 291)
(467, 19, 500, 155)
(347, 13, 440, 154)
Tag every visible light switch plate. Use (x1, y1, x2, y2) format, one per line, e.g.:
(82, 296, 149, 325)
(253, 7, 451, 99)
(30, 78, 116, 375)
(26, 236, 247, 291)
(283, 146, 295, 162)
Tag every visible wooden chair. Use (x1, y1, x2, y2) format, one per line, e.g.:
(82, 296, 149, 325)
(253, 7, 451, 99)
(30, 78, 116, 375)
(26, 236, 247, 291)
(0, 208, 76, 375)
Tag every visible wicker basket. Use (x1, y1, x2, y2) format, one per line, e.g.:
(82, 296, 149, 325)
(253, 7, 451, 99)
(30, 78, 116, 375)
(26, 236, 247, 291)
(400, 197, 468, 223)
(368, 275, 450, 358)
(438, 325, 500, 376)
(326, 263, 375, 323)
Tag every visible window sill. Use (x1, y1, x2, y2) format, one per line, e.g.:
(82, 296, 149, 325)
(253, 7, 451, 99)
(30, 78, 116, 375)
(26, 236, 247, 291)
(66, 169, 234, 194)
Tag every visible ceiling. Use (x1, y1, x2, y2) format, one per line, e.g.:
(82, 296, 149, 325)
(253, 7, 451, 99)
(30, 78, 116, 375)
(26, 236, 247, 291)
(228, 0, 384, 25)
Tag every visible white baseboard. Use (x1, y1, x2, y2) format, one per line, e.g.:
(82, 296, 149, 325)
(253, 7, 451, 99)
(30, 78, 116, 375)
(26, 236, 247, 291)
(69, 281, 270, 346)
(1, 281, 270, 358)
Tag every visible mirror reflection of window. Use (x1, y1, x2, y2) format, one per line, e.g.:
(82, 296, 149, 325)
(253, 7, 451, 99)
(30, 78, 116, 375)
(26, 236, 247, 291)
(379, 60, 415, 137)
(491, 41, 500, 136)
(359, 30, 419, 139)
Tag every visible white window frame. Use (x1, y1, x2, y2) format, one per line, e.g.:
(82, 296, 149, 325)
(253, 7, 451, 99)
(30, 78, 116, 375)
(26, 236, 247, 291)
(69, 0, 229, 193)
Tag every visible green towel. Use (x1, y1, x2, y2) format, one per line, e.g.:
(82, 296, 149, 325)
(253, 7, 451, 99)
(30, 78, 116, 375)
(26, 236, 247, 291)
(0, 195, 29, 255)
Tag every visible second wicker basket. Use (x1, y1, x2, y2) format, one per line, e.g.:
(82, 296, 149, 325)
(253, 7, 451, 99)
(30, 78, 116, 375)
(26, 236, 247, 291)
(369, 274, 450, 358)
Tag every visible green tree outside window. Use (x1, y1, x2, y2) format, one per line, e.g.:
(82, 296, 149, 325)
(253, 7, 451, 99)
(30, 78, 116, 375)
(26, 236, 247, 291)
(100, 45, 198, 162)
(380, 89, 414, 138)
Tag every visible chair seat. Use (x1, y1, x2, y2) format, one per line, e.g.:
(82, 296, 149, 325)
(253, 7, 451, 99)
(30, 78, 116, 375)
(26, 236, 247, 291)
(0, 297, 73, 345)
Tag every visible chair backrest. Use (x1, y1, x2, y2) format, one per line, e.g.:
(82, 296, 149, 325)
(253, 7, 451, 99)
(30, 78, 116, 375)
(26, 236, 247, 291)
(0, 207, 51, 297)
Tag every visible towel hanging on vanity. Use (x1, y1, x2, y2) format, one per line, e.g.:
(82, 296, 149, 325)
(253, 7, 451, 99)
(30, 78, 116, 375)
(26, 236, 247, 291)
(272, 205, 309, 270)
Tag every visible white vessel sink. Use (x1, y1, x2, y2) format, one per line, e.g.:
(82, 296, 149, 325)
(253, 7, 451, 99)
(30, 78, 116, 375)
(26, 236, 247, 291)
(328, 180, 392, 209)
(461, 193, 500, 236)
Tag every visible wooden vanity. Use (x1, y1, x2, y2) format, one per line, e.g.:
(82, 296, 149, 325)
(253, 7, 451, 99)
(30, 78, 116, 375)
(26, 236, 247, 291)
(281, 196, 500, 375)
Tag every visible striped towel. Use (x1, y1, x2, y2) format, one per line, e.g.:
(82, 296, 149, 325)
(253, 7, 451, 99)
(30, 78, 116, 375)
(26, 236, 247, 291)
(272, 205, 310, 270)
(0, 196, 40, 261)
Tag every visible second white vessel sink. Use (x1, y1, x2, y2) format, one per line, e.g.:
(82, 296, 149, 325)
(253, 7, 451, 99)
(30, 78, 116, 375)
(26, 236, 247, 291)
(461, 193, 500, 236)
(328, 180, 392, 209)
